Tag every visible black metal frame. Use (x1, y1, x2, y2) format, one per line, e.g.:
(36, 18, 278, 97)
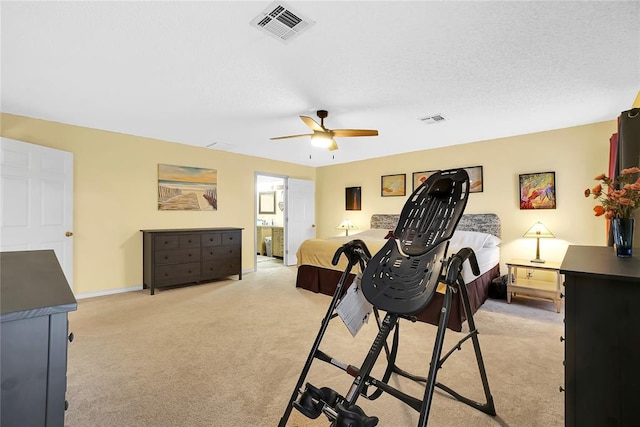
(278, 169, 496, 427)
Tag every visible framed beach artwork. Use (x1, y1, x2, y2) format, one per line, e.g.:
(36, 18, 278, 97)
(464, 166, 484, 193)
(345, 187, 362, 210)
(412, 170, 437, 192)
(519, 171, 556, 210)
(158, 164, 217, 211)
(381, 174, 406, 197)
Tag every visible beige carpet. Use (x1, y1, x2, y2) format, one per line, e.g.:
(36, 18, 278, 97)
(65, 265, 564, 426)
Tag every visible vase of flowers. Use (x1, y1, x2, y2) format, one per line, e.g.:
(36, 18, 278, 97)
(584, 166, 640, 257)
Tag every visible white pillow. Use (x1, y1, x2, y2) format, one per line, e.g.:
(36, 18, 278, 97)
(449, 230, 501, 252)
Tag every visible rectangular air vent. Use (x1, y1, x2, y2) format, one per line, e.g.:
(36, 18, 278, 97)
(419, 114, 446, 124)
(250, 2, 315, 43)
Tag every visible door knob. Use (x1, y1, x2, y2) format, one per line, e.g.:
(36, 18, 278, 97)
(65, 231, 74, 237)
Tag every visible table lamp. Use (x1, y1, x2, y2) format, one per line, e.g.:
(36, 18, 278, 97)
(336, 220, 357, 236)
(523, 222, 555, 263)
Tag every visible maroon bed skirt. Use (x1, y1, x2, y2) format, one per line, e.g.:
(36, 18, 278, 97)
(295, 263, 500, 332)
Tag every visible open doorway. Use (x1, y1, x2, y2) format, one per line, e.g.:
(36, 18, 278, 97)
(256, 174, 285, 270)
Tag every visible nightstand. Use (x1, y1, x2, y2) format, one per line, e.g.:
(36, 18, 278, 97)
(505, 258, 563, 312)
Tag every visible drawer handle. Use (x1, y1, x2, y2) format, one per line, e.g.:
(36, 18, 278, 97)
(188, 240, 192, 243)
(165, 273, 169, 277)
(68, 332, 74, 342)
(560, 293, 564, 299)
(560, 336, 565, 342)
(165, 256, 169, 259)
(559, 386, 564, 393)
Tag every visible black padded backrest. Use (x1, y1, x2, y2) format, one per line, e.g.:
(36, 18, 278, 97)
(361, 169, 470, 315)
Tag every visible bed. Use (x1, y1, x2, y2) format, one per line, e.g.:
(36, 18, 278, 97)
(295, 213, 501, 332)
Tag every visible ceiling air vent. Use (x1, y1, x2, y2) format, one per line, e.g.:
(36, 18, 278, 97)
(250, 2, 315, 43)
(419, 114, 446, 125)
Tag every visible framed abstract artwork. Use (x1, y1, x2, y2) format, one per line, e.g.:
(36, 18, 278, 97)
(158, 164, 217, 211)
(464, 166, 484, 193)
(519, 171, 556, 209)
(381, 174, 406, 197)
(345, 187, 362, 210)
(412, 170, 437, 192)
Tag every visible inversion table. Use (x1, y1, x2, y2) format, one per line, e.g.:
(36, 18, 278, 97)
(279, 168, 496, 427)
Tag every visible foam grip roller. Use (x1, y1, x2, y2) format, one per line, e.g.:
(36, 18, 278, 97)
(334, 403, 379, 427)
(445, 247, 480, 284)
(293, 383, 341, 419)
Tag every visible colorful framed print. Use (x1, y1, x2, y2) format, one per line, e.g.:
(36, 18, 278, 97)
(519, 171, 556, 210)
(464, 166, 484, 193)
(381, 174, 406, 197)
(158, 164, 217, 210)
(345, 187, 362, 210)
(412, 170, 437, 192)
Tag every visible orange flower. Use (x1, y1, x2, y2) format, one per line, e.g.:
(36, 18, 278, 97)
(586, 166, 640, 219)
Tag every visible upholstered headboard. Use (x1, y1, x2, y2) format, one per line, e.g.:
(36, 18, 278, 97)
(370, 213, 501, 238)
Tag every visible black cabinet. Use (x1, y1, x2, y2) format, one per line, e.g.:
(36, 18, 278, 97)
(0, 250, 77, 427)
(560, 245, 640, 427)
(141, 228, 242, 295)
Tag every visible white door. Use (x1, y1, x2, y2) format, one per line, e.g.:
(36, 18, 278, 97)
(285, 178, 315, 266)
(0, 138, 74, 288)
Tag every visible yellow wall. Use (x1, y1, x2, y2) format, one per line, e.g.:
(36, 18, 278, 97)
(315, 121, 617, 273)
(1, 113, 315, 296)
(1, 113, 618, 294)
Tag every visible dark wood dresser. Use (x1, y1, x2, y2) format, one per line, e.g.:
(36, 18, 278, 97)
(141, 227, 242, 295)
(1, 250, 77, 427)
(560, 245, 640, 427)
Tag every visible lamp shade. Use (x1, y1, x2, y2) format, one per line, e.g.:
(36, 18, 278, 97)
(336, 220, 357, 236)
(523, 222, 554, 239)
(336, 220, 357, 230)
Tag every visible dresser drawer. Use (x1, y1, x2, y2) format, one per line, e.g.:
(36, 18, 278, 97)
(202, 245, 240, 261)
(201, 260, 240, 280)
(155, 248, 201, 265)
(154, 234, 179, 250)
(179, 234, 200, 248)
(154, 262, 200, 285)
(202, 232, 222, 247)
(222, 232, 241, 246)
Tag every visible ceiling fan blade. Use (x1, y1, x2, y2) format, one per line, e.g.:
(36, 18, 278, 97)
(300, 116, 325, 132)
(270, 133, 313, 140)
(332, 129, 379, 137)
(328, 139, 339, 151)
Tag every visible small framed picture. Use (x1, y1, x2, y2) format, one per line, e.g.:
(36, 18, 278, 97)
(519, 171, 556, 210)
(381, 174, 406, 197)
(463, 166, 484, 193)
(412, 170, 437, 192)
(345, 187, 362, 210)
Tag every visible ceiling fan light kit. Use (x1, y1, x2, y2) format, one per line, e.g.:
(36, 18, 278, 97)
(271, 109, 378, 152)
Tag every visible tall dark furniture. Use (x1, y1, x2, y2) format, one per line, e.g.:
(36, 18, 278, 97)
(0, 250, 77, 427)
(560, 245, 640, 427)
(141, 227, 242, 295)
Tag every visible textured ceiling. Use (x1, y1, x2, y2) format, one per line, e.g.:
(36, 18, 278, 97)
(2, 1, 639, 167)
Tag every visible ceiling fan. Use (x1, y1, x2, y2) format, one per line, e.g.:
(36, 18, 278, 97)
(271, 110, 378, 151)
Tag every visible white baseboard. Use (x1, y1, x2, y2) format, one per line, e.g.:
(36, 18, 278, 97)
(75, 285, 143, 300)
(74, 271, 253, 299)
